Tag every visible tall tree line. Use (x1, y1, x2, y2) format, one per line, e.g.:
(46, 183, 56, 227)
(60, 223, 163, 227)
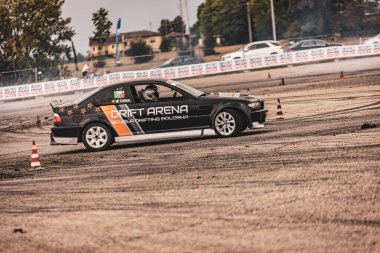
(0, 0, 74, 83)
(197, 0, 380, 50)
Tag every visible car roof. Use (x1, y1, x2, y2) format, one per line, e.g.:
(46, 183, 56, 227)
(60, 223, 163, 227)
(97, 78, 170, 90)
(245, 40, 278, 46)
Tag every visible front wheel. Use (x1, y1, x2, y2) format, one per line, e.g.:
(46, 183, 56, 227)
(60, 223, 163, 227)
(82, 123, 113, 151)
(214, 109, 244, 137)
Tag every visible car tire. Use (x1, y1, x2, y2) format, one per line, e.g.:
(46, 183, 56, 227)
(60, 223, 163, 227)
(82, 123, 113, 151)
(214, 109, 244, 137)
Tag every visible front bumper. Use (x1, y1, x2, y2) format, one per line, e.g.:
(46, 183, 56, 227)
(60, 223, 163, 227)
(249, 109, 267, 128)
(50, 126, 82, 145)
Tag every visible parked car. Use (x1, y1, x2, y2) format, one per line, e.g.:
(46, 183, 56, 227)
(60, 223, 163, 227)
(364, 33, 380, 44)
(285, 39, 343, 53)
(158, 56, 204, 68)
(221, 40, 283, 61)
(50, 79, 267, 151)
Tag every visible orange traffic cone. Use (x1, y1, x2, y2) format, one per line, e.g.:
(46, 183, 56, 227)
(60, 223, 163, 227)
(268, 72, 272, 79)
(31, 140, 43, 170)
(276, 99, 284, 119)
(339, 71, 345, 80)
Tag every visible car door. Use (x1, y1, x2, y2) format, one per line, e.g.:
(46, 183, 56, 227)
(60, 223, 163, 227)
(248, 43, 271, 57)
(127, 82, 200, 134)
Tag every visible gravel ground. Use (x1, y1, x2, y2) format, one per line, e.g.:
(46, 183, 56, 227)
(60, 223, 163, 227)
(0, 61, 379, 252)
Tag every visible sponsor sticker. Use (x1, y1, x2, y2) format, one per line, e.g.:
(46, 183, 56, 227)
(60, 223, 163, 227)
(326, 47, 340, 58)
(177, 66, 190, 77)
(310, 49, 325, 60)
(264, 55, 278, 66)
(219, 61, 233, 72)
(96, 75, 108, 86)
(135, 71, 149, 79)
(149, 69, 163, 79)
(69, 78, 82, 90)
(44, 82, 56, 94)
(57, 80, 69, 92)
(83, 78, 95, 88)
(295, 51, 309, 62)
(114, 89, 125, 99)
(109, 73, 121, 84)
(279, 53, 294, 64)
(191, 64, 204, 75)
(121, 72, 135, 81)
(163, 68, 176, 79)
(358, 45, 371, 55)
(18, 85, 30, 97)
(31, 84, 43, 95)
(5, 87, 17, 98)
(234, 59, 248, 70)
(249, 57, 263, 68)
(342, 46, 356, 56)
(205, 62, 218, 74)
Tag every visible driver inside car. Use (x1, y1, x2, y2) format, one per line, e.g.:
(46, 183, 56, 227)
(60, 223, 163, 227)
(141, 84, 159, 102)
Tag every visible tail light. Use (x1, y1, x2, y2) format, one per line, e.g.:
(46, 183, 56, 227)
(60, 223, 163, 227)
(53, 113, 62, 124)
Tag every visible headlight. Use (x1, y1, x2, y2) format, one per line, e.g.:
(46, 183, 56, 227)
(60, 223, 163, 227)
(248, 102, 261, 109)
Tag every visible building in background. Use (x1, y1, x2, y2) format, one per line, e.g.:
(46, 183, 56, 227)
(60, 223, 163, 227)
(88, 30, 162, 57)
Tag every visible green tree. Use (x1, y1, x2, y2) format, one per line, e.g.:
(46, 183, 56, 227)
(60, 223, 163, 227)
(158, 16, 186, 35)
(92, 8, 112, 54)
(125, 40, 153, 64)
(0, 0, 75, 82)
(199, 2, 215, 55)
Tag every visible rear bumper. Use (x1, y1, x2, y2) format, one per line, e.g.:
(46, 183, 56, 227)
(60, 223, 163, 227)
(50, 126, 81, 145)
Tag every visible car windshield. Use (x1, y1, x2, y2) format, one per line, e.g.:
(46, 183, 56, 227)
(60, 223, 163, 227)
(168, 80, 205, 97)
(72, 86, 103, 104)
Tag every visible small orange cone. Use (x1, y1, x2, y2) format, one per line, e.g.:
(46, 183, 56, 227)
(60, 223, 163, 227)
(276, 99, 284, 119)
(31, 140, 44, 170)
(339, 71, 345, 80)
(268, 72, 272, 79)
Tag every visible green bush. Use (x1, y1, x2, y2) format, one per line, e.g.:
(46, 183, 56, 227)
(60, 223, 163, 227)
(125, 40, 153, 64)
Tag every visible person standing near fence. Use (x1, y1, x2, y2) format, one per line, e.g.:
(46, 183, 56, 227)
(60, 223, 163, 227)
(82, 63, 89, 78)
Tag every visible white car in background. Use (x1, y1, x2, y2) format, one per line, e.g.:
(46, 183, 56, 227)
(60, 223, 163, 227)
(221, 40, 283, 61)
(364, 33, 380, 44)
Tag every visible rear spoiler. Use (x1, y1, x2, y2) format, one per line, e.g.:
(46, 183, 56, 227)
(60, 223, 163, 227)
(49, 100, 59, 111)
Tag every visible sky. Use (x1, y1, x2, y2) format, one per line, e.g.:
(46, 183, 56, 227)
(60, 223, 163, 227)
(62, 0, 204, 54)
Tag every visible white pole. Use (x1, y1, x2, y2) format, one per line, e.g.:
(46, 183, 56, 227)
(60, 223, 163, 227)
(270, 0, 277, 41)
(246, 2, 253, 43)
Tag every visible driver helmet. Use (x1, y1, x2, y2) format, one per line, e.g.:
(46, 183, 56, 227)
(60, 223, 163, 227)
(142, 84, 159, 102)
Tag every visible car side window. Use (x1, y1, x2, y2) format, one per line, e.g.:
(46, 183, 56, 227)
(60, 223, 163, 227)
(94, 86, 131, 105)
(183, 57, 193, 64)
(247, 44, 257, 50)
(133, 84, 188, 103)
(256, 43, 270, 49)
(315, 40, 327, 46)
(172, 58, 182, 65)
(302, 41, 315, 47)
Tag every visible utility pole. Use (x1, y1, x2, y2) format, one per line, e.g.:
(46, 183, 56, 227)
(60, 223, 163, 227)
(34, 68, 38, 83)
(270, 0, 277, 41)
(246, 1, 253, 43)
(179, 0, 186, 49)
(184, 0, 193, 55)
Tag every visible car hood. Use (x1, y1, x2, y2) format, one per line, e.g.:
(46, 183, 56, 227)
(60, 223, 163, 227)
(200, 92, 262, 103)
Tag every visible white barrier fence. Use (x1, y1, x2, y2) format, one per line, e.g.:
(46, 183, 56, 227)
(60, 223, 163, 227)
(1, 44, 380, 101)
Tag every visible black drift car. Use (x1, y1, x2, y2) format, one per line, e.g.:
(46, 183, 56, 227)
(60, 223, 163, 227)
(50, 79, 267, 151)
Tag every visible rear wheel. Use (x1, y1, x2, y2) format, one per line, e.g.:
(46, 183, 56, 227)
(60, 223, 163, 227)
(214, 109, 244, 137)
(82, 123, 112, 151)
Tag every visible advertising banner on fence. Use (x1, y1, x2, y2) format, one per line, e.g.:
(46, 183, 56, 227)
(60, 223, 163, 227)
(1, 44, 379, 101)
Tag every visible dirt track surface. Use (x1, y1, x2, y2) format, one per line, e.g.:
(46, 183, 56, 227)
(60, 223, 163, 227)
(0, 64, 380, 252)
